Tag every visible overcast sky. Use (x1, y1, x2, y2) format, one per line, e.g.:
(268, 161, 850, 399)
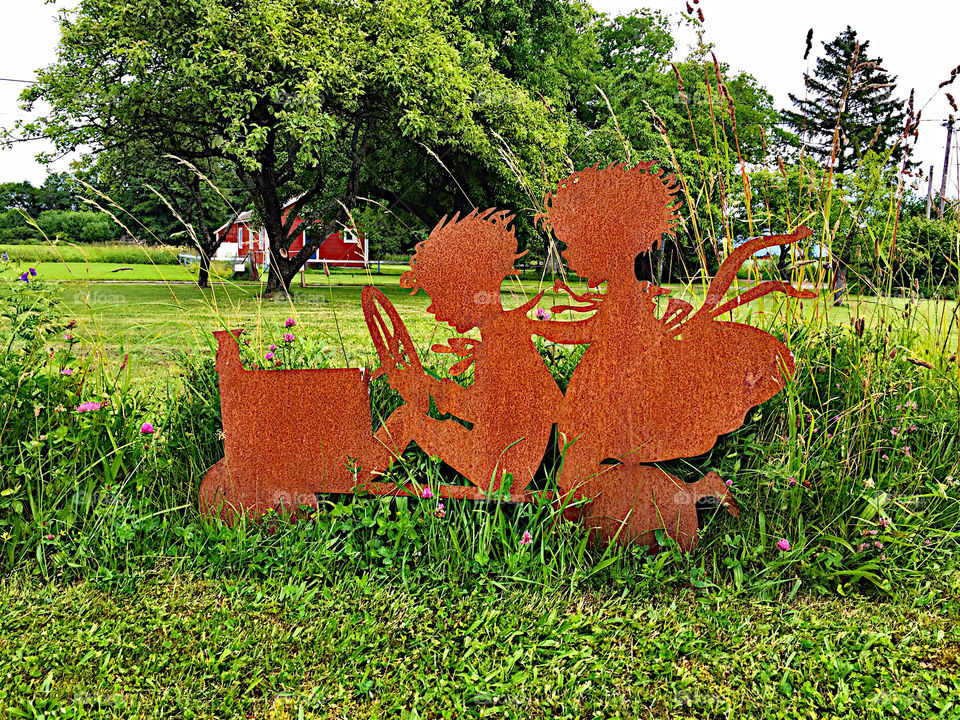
(2, 0, 959, 198)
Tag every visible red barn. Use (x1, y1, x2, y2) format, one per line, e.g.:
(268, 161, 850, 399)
(213, 201, 367, 268)
(213, 210, 267, 264)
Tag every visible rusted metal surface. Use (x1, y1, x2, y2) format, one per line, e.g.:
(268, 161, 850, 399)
(564, 466, 739, 550)
(201, 162, 815, 552)
(540, 163, 814, 549)
(199, 329, 376, 520)
(362, 210, 562, 496)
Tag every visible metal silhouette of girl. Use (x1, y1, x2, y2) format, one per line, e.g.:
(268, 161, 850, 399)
(538, 162, 815, 548)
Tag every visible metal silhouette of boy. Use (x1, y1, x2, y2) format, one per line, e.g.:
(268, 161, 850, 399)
(364, 209, 561, 496)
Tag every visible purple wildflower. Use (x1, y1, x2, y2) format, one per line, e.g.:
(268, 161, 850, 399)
(283, 333, 295, 342)
(60, 369, 74, 376)
(140, 422, 155, 435)
(777, 538, 791, 552)
(75, 401, 106, 413)
(534, 308, 551, 321)
(520, 530, 533, 545)
(265, 352, 275, 361)
(421, 487, 434, 499)
(284, 318, 296, 328)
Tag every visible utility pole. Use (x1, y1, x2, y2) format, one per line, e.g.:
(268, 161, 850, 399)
(926, 164, 934, 219)
(939, 116, 955, 219)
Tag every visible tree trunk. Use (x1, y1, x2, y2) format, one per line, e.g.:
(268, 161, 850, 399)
(264, 254, 293, 297)
(186, 172, 221, 290)
(198, 252, 210, 288)
(256, 121, 366, 299)
(776, 244, 790, 281)
(832, 264, 847, 306)
(654, 234, 668, 284)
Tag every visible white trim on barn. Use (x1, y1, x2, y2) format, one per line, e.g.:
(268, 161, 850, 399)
(213, 201, 370, 269)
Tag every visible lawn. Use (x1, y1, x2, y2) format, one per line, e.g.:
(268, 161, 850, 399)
(47, 272, 958, 387)
(3, 259, 959, 720)
(2, 574, 959, 718)
(29, 260, 412, 284)
(29, 261, 209, 283)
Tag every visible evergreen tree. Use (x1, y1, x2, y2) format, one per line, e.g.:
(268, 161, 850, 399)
(782, 26, 907, 173)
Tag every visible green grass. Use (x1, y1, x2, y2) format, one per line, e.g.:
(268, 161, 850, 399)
(47, 278, 958, 387)
(32, 261, 410, 284)
(56, 281, 462, 384)
(30, 261, 212, 282)
(2, 574, 959, 718)
(3, 257, 959, 718)
(9, 249, 955, 376)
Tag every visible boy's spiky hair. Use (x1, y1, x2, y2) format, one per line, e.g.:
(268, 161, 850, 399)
(400, 209, 526, 295)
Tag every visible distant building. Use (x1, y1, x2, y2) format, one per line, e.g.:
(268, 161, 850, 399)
(212, 200, 367, 268)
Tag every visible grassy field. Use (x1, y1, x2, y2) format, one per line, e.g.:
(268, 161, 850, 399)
(47, 273, 958, 387)
(29, 260, 416, 284)
(31, 261, 211, 282)
(2, 573, 960, 718)
(3, 257, 959, 719)
(12, 253, 955, 381)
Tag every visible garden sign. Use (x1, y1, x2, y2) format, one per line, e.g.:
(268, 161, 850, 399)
(200, 162, 815, 550)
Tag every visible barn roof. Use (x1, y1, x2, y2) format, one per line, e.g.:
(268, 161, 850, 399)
(214, 210, 254, 236)
(214, 198, 312, 237)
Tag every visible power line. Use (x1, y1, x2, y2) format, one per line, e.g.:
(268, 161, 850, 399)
(0, 78, 35, 84)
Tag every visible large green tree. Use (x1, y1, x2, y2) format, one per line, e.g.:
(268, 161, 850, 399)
(0, 174, 78, 217)
(18, 0, 569, 295)
(358, 0, 596, 259)
(587, 15, 779, 280)
(781, 26, 907, 173)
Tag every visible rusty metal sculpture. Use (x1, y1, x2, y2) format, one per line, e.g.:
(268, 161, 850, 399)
(200, 162, 815, 551)
(537, 162, 814, 548)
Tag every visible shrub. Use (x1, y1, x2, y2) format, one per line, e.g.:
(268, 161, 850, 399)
(895, 215, 958, 287)
(0, 255, 957, 596)
(160, 350, 223, 504)
(36, 210, 124, 243)
(0, 243, 188, 265)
